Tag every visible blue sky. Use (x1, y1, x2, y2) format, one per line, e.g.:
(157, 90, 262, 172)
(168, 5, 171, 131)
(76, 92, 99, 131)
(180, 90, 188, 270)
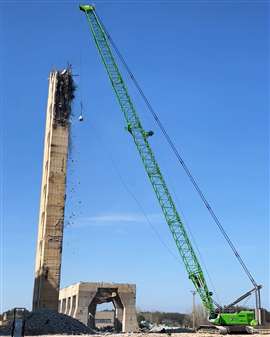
(0, 0, 269, 314)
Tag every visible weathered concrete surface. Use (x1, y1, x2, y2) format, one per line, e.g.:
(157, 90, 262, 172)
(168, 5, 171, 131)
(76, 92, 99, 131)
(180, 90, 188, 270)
(33, 69, 74, 311)
(95, 310, 114, 329)
(59, 282, 139, 333)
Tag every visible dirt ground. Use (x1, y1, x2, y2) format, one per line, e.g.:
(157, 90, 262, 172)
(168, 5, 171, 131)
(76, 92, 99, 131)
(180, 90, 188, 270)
(24, 333, 268, 337)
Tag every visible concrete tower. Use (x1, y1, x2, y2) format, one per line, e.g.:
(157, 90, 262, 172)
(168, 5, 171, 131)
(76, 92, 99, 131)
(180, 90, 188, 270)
(33, 69, 74, 311)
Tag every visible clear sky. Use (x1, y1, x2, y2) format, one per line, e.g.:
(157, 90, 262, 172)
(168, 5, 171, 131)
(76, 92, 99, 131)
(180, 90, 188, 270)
(0, 0, 269, 314)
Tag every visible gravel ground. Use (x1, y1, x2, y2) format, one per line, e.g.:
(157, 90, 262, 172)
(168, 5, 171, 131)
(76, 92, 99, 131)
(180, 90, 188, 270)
(20, 333, 268, 337)
(0, 309, 93, 335)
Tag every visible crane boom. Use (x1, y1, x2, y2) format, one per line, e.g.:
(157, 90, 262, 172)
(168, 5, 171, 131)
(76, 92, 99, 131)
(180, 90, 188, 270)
(80, 4, 215, 316)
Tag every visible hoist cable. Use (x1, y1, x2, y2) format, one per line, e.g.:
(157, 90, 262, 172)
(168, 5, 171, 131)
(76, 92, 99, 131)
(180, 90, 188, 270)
(167, 180, 223, 306)
(96, 12, 258, 289)
(91, 123, 181, 264)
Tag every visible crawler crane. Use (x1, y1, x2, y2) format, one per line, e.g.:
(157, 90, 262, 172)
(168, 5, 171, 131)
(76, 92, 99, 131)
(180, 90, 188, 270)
(79, 5, 263, 333)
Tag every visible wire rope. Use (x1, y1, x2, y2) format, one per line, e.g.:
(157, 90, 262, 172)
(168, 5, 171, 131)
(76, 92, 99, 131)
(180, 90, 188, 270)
(91, 123, 181, 264)
(95, 12, 258, 288)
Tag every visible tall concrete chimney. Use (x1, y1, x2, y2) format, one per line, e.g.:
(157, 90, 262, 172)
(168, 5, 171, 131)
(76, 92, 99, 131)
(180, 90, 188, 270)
(33, 68, 75, 311)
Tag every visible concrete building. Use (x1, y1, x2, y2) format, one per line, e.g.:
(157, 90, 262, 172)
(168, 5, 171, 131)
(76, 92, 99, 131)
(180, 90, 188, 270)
(33, 69, 75, 311)
(59, 282, 139, 332)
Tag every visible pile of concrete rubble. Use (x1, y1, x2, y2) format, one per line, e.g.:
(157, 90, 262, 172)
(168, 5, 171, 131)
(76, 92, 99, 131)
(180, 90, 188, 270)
(0, 309, 93, 335)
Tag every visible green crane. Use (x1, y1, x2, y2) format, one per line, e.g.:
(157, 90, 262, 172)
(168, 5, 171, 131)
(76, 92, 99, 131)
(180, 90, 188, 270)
(79, 5, 261, 331)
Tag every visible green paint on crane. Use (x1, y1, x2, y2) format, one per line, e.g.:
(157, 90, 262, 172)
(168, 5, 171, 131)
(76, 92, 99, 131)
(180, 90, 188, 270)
(79, 4, 94, 13)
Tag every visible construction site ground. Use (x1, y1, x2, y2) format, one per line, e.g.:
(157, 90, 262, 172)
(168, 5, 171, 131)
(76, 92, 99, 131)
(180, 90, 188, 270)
(21, 333, 269, 337)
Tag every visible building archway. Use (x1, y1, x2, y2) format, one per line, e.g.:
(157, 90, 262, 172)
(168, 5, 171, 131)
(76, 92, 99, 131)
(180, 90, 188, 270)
(88, 288, 124, 332)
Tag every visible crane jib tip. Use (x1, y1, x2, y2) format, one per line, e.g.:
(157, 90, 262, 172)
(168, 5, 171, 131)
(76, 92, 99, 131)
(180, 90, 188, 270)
(79, 4, 95, 13)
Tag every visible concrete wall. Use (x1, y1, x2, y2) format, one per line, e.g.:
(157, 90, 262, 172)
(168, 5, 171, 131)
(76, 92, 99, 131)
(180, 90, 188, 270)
(33, 69, 74, 311)
(59, 282, 139, 332)
(95, 311, 115, 329)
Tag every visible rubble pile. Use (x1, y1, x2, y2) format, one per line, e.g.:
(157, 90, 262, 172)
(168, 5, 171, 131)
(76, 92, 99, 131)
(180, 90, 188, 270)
(0, 309, 93, 335)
